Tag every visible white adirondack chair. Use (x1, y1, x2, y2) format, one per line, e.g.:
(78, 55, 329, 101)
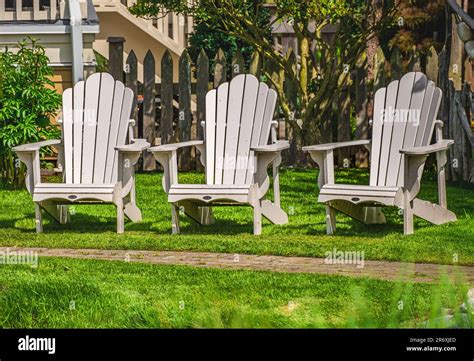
(150, 74, 290, 235)
(13, 73, 150, 233)
(303, 72, 457, 235)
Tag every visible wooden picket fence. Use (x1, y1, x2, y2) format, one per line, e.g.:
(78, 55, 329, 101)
(107, 39, 474, 182)
(332, 44, 472, 182)
(108, 40, 265, 172)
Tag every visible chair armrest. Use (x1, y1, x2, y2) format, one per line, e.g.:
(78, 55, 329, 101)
(12, 139, 61, 153)
(303, 139, 371, 152)
(253, 141, 289, 196)
(116, 140, 149, 197)
(149, 141, 205, 193)
(304, 140, 370, 188)
(400, 140, 454, 156)
(149, 140, 204, 153)
(252, 141, 290, 153)
(12, 140, 61, 194)
(115, 139, 150, 152)
(401, 140, 454, 202)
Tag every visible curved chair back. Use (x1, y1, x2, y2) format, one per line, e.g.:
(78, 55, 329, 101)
(62, 73, 134, 184)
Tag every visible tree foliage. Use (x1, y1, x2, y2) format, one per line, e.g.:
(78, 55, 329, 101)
(187, 1, 271, 76)
(131, 0, 396, 147)
(385, 0, 445, 54)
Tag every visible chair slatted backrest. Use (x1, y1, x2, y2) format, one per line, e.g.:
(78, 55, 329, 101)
(61, 73, 134, 185)
(205, 74, 278, 185)
(370, 72, 442, 187)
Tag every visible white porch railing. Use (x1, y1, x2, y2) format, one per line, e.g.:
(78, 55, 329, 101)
(94, 0, 193, 52)
(0, 0, 88, 21)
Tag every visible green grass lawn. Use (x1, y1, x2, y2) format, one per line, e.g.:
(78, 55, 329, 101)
(0, 168, 473, 265)
(1, 168, 473, 329)
(0, 257, 471, 328)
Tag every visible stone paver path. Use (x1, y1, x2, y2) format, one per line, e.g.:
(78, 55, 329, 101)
(1, 246, 473, 284)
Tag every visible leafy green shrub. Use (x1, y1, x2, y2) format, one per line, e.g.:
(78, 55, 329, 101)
(187, 2, 271, 78)
(0, 37, 61, 185)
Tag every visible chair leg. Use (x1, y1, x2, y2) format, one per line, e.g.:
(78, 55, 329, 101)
(124, 182, 143, 223)
(171, 204, 181, 235)
(40, 201, 69, 225)
(436, 149, 448, 209)
(326, 205, 336, 235)
(200, 206, 215, 225)
(59, 205, 70, 224)
(403, 191, 414, 235)
(116, 197, 125, 234)
(178, 201, 214, 225)
(124, 201, 143, 223)
(253, 200, 262, 235)
(35, 203, 43, 233)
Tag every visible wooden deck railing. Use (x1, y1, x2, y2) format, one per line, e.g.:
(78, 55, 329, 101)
(0, 0, 88, 21)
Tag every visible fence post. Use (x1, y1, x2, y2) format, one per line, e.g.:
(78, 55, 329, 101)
(449, 3, 464, 91)
(460, 83, 472, 182)
(452, 89, 464, 181)
(373, 46, 386, 92)
(126, 50, 138, 140)
(426, 46, 439, 83)
(284, 49, 298, 165)
(448, 81, 458, 181)
(231, 49, 245, 78)
(178, 50, 193, 170)
(355, 50, 369, 168)
(408, 46, 422, 72)
(438, 46, 452, 180)
(143, 50, 156, 171)
(196, 49, 209, 141)
(390, 47, 403, 81)
(338, 72, 352, 167)
(107, 37, 125, 81)
(249, 51, 262, 77)
(160, 50, 174, 147)
(214, 48, 227, 87)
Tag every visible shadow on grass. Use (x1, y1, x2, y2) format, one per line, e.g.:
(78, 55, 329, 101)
(6, 201, 443, 238)
(2, 168, 473, 241)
